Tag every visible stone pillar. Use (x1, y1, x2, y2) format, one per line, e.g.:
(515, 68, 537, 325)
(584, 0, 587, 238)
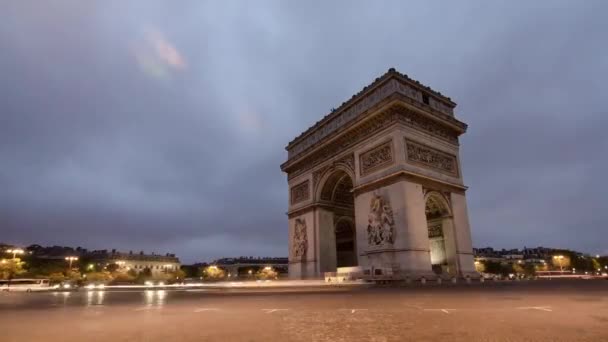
(399, 181, 435, 279)
(441, 217, 458, 276)
(316, 207, 336, 276)
(288, 211, 317, 279)
(450, 192, 477, 278)
(355, 180, 435, 279)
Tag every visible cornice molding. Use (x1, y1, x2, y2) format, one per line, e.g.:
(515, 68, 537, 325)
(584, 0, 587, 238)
(286, 68, 460, 156)
(282, 101, 463, 179)
(352, 169, 467, 196)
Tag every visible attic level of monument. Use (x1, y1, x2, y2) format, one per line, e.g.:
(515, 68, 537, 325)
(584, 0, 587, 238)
(283, 68, 467, 163)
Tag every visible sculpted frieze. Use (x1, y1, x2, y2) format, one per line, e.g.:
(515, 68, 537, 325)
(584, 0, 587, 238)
(286, 105, 459, 180)
(359, 141, 393, 176)
(290, 180, 310, 205)
(428, 223, 444, 238)
(396, 108, 458, 145)
(288, 80, 398, 158)
(405, 139, 458, 177)
(292, 218, 308, 259)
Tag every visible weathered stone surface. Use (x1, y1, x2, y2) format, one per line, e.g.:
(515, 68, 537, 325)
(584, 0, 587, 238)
(405, 139, 458, 177)
(283, 70, 475, 280)
(359, 141, 393, 176)
(290, 180, 310, 205)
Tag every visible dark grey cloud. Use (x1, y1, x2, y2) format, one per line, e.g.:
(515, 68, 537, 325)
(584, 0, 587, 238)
(1, 1, 607, 262)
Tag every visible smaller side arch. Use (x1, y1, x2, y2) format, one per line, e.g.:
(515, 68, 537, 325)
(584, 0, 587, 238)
(424, 191, 452, 219)
(314, 165, 356, 203)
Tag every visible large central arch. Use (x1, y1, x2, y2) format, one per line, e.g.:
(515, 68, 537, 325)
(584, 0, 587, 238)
(317, 169, 357, 272)
(425, 191, 458, 276)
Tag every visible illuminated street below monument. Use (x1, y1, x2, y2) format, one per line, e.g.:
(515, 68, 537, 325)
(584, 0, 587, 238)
(1, 279, 607, 341)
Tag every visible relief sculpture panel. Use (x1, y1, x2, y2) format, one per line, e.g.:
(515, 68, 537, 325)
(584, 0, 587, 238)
(405, 139, 458, 177)
(292, 218, 308, 259)
(367, 195, 395, 247)
(290, 180, 310, 205)
(359, 141, 393, 176)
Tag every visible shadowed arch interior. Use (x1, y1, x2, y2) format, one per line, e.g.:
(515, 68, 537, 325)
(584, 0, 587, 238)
(320, 171, 354, 206)
(320, 170, 357, 268)
(425, 192, 451, 274)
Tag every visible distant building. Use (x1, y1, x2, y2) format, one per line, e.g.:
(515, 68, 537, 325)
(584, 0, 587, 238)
(473, 246, 557, 266)
(212, 257, 288, 277)
(86, 250, 180, 276)
(23, 244, 180, 276)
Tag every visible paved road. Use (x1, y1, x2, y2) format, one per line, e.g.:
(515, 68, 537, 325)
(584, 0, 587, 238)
(1, 280, 607, 341)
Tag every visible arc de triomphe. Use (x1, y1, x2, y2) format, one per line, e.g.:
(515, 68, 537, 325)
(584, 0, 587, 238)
(281, 68, 477, 280)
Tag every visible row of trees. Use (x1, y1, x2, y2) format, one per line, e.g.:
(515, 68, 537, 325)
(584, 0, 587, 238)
(1, 256, 281, 283)
(475, 251, 607, 277)
(475, 260, 538, 277)
(201, 266, 279, 281)
(0, 256, 186, 284)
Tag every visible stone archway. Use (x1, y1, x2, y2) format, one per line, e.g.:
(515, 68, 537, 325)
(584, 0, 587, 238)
(317, 169, 357, 272)
(335, 217, 356, 268)
(282, 69, 477, 279)
(425, 192, 457, 276)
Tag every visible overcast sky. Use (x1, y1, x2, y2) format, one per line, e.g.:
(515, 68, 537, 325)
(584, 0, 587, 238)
(1, 1, 607, 263)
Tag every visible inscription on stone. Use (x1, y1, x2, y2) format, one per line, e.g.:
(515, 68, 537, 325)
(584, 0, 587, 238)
(405, 139, 458, 177)
(360, 141, 393, 176)
(290, 180, 310, 204)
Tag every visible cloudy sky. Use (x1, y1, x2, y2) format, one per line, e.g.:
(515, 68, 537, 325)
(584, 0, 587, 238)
(1, 1, 607, 263)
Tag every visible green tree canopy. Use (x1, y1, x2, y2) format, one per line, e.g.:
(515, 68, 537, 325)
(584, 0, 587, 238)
(0, 258, 25, 279)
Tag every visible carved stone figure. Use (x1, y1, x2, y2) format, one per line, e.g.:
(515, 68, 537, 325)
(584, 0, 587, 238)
(367, 195, 395, 246)
(293, 218, 308, 258)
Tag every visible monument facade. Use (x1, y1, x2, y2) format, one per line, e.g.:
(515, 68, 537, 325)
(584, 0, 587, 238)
(281, 68, 477, 280)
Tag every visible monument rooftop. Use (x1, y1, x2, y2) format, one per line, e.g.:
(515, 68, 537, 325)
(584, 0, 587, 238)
(283, 68, 467, 165)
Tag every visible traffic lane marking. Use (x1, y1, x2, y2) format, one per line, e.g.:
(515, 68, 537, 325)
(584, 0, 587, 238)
(423, 308, 456, 314)
(262, 308, 289, 313)
(194, 308, 219, 312)
(134, 306, 162, 311)
(338, 308, 368, 314)
(516, 306, 553, 312)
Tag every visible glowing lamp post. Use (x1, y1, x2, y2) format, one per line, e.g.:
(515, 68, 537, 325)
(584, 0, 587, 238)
(65, 256, 79, 270)
(553, 255, 564, 272)
(6, 249, 24, 259)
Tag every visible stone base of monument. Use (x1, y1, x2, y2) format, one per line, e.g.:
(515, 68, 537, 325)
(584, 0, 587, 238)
(324, 266, 365, 283)
(324, 266, 482, 285)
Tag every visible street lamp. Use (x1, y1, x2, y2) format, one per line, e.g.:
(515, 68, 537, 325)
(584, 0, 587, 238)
(65, 256, 79, 269)
(6, 249, 24, 259)
(553, 255, 564, 272)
